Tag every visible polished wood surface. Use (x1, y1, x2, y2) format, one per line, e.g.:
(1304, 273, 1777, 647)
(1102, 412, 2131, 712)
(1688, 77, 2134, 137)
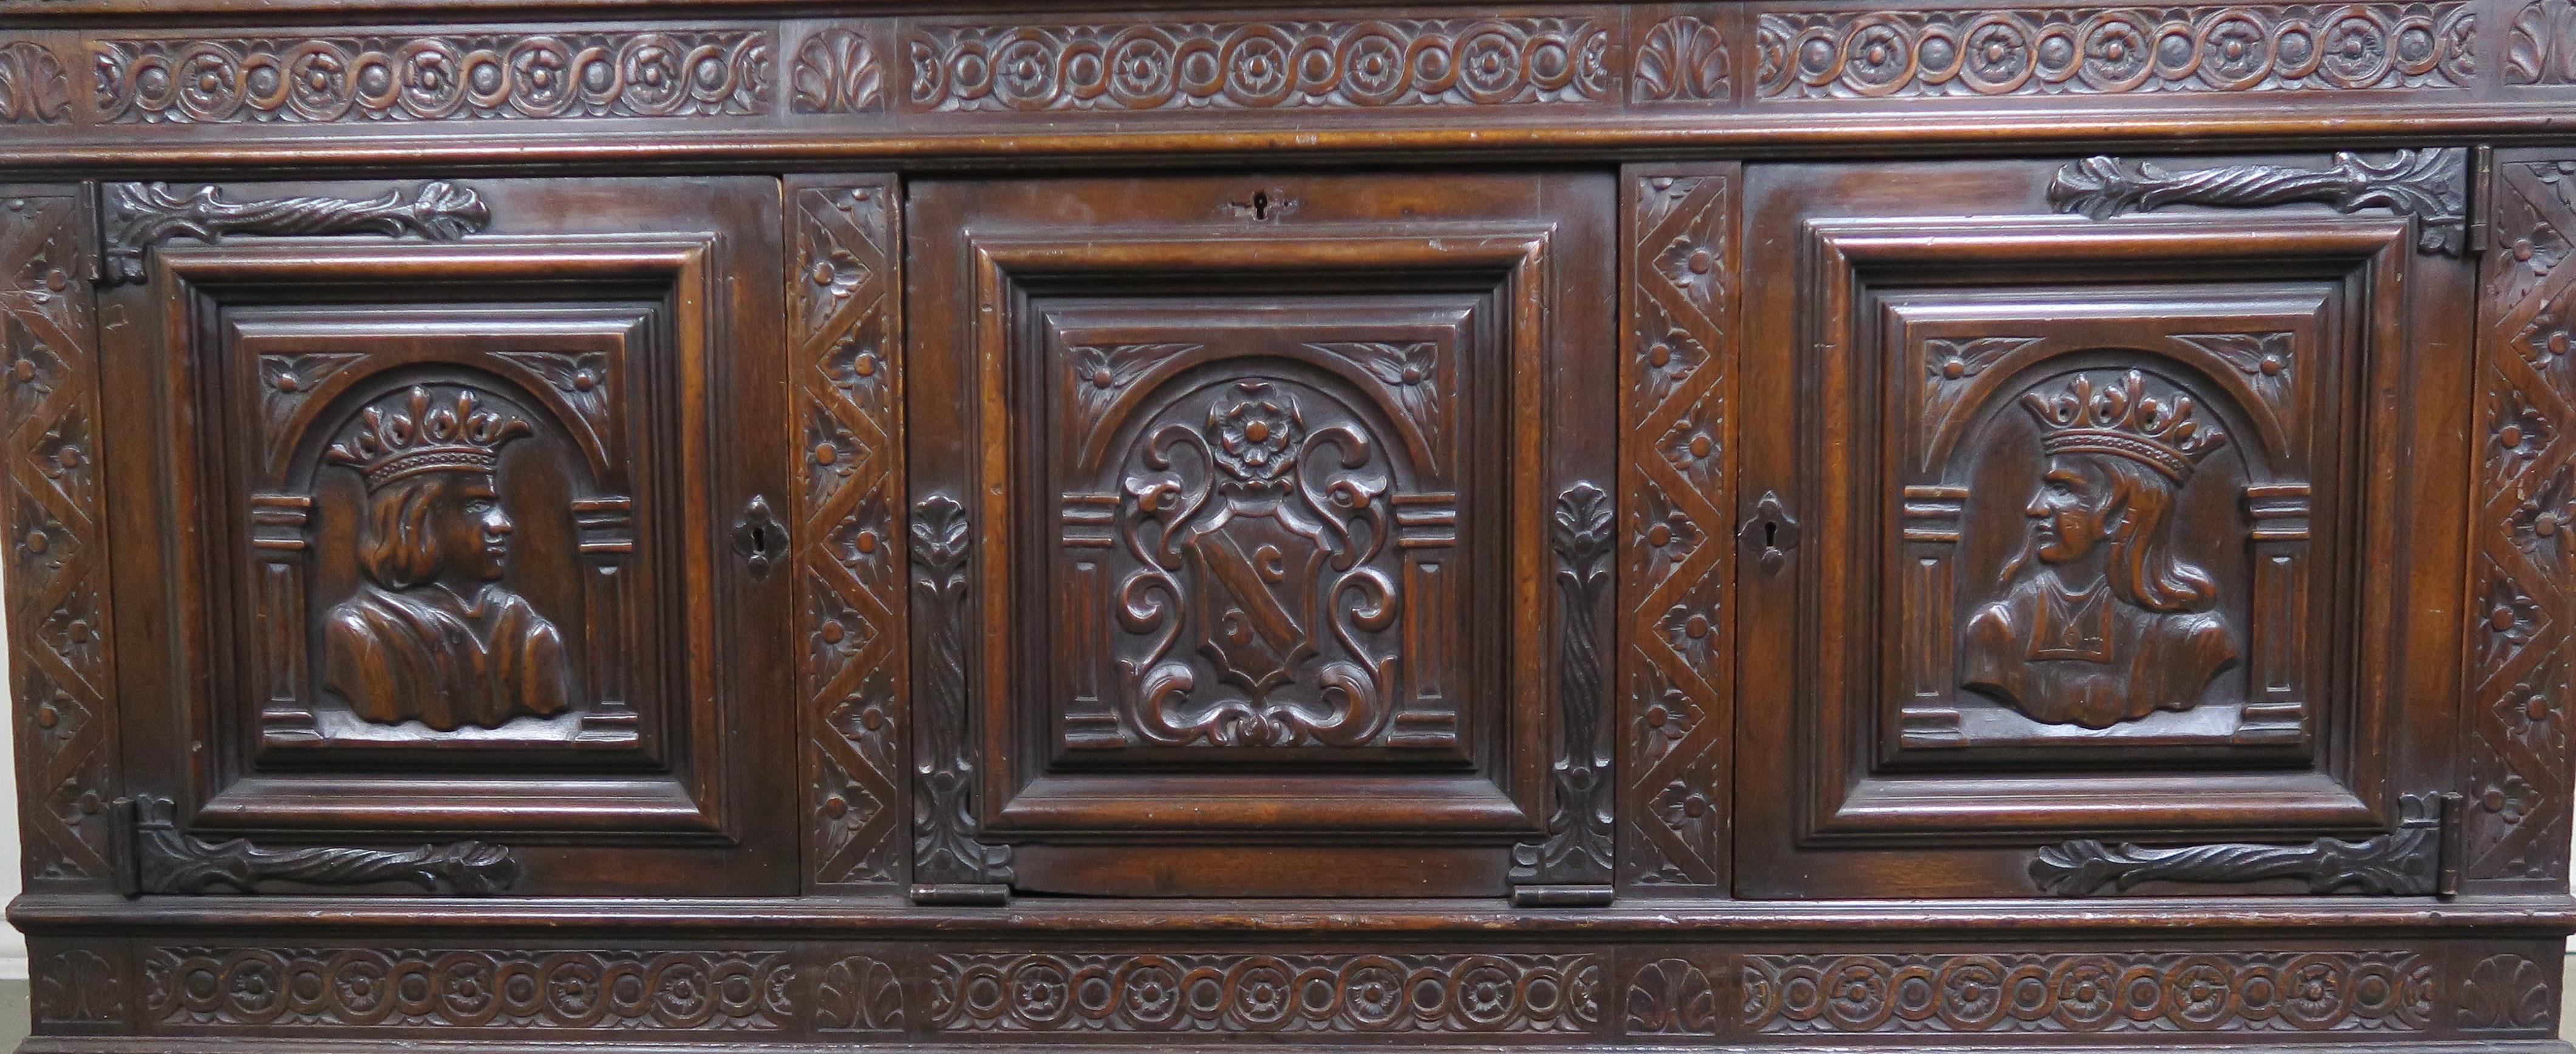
(2, 0, 2573, 1050)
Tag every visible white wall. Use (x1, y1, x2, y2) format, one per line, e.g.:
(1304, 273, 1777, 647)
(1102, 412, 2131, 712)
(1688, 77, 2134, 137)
(0, 598, 22, 979)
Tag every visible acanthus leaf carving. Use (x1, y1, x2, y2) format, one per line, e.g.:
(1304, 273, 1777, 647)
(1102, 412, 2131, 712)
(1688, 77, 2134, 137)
(2029, 791, 2448, 895)
(1632, 16, 1729, 103)
(0, 41, 72, 125)
(92, 31, 775, 126)
(33, 947, 123, 1025)
(793, 29, 882, 114)
(103, 180, 492, 286)
(816, 954, 905, 1032)
(1624, 957, 1717, 1035)
(2458, 953, 2557, 1031)
(1513, 481, 1615, 892)
(2048, 149, 2469, 255)
(909, 493, 1010, 890)
(114, 795, 521, 895)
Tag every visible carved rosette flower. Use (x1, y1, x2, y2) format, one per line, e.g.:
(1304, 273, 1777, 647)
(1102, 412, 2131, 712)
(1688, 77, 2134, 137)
(1206, 383, 1303, 487)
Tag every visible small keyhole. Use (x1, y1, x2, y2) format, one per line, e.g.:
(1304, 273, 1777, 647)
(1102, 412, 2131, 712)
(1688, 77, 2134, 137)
(752, 526, 769, 551)
(1252, 192, 1273, 220)
(1763, 521, 1777, 549)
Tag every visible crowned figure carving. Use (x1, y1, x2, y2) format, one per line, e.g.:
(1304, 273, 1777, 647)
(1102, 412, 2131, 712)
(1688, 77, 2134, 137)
(319, 385, 573, 731)
(1962, 369, 2240, 728)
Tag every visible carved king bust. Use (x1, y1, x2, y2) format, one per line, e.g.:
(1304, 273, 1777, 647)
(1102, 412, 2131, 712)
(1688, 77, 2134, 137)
(319, 385, 573, 731)
(1962, 370, 2240, 728)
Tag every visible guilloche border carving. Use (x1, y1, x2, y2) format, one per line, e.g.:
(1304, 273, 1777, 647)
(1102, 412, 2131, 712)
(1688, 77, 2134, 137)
(1, 187, 120, 890)
(1743, 950, 2435, 1033)
(790, 177, 908, 890)
(2049, 149, 2470, 255)
(932, 952, 1604, 1033)
(146, 946, 796, 1028)
(101, 180, 491, 286)
(1757, 4, 2475, 100)
(92, 30, 775, 125)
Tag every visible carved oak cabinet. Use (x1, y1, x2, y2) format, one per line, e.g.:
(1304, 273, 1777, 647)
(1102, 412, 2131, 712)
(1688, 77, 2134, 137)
(3, 0, 2575, 1050)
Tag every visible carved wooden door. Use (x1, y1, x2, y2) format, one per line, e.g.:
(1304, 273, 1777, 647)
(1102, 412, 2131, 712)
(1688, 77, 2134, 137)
(93, 177, 796, 895)
(905, 172, 1616, 902)
(1734, 155, 2473, 898)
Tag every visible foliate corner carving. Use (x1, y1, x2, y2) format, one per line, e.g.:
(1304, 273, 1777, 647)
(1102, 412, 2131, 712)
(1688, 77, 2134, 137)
(932, 952, 1604, 1033)
(904, 18, 1618, 112)
(794, 29, 882, 114)
(1744, 951, 2435, 1033)
(1624, 169, 1734, 892)
(91, 30, 775, 126)
(2458, 953, 2557, 1031)
(1632, 16, 1729, 103)
(146, 947, 795, 1028)
(2048, 148, 2469, 255)
(114, 795, 521, 895)
(792, 179, 907, 889)
(101, 180, 491, 286)
(1514, 482, 1615, 890)
(0, 41, 72, 125)
(909, 494, 1010, 888)
(2469, 156, 2576, 883)
(2, 190, 120, 888)
(1758, 4, 2473, 100)
(33, 948, 124, 1025)
(2029, 792, 2451, 895)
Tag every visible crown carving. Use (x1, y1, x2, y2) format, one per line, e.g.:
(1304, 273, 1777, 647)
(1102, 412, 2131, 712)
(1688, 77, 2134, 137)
(327, 386, 533, 488)
(2019, 370, 2227, 483)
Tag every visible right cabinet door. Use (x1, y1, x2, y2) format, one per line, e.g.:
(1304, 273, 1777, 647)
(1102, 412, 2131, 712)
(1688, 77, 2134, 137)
(1734, 156, 2473, 898)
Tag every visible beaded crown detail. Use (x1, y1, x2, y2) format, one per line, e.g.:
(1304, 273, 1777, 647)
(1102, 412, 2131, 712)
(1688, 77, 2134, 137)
(2020, 370, 2227, 483)
(327, 386, 533, 488)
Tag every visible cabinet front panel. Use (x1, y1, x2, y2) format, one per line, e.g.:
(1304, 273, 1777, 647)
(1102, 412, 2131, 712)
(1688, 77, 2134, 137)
(907, 172, 1615, 898)
(1735, 157, 2471, 898)
(98, 177, 794, 896)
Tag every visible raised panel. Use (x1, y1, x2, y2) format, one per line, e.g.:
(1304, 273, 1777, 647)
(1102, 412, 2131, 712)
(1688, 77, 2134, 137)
(1736, 157, 2468, 899)
(97, 177, 794, 896)
(907, 172, 1614, 899)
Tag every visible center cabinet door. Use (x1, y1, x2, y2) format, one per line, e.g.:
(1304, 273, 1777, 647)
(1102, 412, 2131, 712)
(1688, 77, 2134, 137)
(1733, 159, 2471, 898)
(907, 173, 1615, 898)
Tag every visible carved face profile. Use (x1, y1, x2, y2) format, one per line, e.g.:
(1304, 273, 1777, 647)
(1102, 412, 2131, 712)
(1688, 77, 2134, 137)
(1962, 370, 2240, 728)
(318, 385, 573, 731)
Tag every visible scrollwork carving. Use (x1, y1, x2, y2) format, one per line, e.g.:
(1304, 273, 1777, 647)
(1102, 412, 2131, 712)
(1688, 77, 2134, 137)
(91, 30, 774, 125)
(2048, 149, 2469, 255)
(1743, 951, 2433, 1033)
(102, 180, 492, 286)
(2029, 792, 2446, 894)
(115, 795, 521, 895)
(906, 18, 1617, 112)
(932, 952, 1603, 1033)
(1758, 4, 2473, 100)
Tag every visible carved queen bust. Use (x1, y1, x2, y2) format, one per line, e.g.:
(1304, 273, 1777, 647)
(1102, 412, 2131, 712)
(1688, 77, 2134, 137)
(318, 385, 573, 731)
(1962, 369, 2240, 729)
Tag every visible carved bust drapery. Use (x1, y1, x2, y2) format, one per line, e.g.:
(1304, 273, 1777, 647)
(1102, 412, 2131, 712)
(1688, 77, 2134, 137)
(319, 385, 573, 731)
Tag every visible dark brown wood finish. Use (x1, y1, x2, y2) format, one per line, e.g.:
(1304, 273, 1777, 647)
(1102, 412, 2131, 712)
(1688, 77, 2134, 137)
(0, 1, 2571, 1052)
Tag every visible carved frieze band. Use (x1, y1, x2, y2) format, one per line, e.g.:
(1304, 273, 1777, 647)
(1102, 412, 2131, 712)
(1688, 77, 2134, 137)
(2030, 792, 2447, 895)
(0, 41, 72, 125)
(1621, 168, 1734, 891)
(92, 30, 775, 125)
(101, 180, 491, 286)
(1759, 3, 2474, 99)
(2050, 148, 2470, 255)
(904, 18, 1619, 111)
(1742, 951, 2435, 1033)
(1, 188, 118, 890)
(933, 953, 1604, 1033)
(2469, 154, 2576, 882)
(146, 947, 794, 1028)
(791, 178, 907, 889)
(114, 795, 521, 895)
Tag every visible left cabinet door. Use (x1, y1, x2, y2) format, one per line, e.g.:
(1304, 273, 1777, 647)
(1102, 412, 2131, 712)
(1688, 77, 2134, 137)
(96, 177, 793, 895)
